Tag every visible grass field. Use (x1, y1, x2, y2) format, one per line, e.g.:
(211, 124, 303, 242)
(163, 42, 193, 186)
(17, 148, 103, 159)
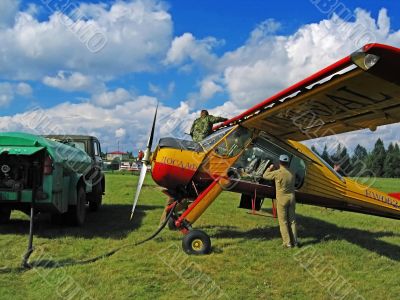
(0, 174, 399, 299)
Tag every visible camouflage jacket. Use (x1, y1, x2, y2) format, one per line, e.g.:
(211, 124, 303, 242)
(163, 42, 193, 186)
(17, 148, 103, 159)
(190, 115, 227, 142)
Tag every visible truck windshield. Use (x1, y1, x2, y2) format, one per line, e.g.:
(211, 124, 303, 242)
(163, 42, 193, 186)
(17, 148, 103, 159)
(71, 142, 85, 152)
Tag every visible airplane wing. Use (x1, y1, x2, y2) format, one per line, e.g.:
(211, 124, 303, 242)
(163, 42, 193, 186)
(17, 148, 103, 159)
(215, 44, 400, 141)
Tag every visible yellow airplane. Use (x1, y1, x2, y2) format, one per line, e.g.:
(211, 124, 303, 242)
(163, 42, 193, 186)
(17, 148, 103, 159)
(131, 43, 400, 255)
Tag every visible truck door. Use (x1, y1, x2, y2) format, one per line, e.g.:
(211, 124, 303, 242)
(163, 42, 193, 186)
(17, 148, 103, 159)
(93, 140, 103, 169)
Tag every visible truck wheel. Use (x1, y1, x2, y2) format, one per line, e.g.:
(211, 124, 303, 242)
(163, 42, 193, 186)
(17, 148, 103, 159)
(67, 187, 87, 226)
(88, 185, 102, 212)
(182, 230, 211, 255)
(0, 208, 11, 224)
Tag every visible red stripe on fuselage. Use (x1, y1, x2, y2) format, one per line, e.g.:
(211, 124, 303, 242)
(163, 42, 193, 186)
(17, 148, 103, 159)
(151, 161, 196, 189)
(389, 193, 400, 201)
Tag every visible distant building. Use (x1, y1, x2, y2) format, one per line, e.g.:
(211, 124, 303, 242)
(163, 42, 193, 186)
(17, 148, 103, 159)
(107, 151, 129, 161)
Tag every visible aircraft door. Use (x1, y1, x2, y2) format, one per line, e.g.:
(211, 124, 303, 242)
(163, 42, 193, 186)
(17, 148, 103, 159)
(230, 136, 306, 189)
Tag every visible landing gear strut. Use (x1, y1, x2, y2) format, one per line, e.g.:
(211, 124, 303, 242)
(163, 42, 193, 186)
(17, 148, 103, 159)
(173, 178, 227, 255)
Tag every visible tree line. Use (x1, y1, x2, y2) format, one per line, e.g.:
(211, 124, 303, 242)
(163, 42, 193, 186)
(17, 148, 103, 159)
(311, 138, 400, 178)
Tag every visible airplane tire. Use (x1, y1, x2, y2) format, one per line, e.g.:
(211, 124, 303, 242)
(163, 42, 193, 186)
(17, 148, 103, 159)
(182, 230, 211, 255)
(0, 208, 11, 224)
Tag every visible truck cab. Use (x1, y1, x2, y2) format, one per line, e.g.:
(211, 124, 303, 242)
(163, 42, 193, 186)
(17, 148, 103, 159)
(44, 135, 106, 212)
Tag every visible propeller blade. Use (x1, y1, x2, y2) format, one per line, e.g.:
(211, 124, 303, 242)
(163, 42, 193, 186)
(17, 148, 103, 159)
(146, 102, 158, 152)
(130, 103, 158, 220)
(130, 162, 148, 220)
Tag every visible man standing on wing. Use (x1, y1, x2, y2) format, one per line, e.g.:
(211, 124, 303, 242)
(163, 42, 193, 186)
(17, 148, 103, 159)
(190, 110, 228, 142)
(263, 154, 299, 248)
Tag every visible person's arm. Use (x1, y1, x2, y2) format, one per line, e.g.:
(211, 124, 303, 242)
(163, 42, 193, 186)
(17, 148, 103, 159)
(208, 115, 228, 124)
(263, 168, 278, 180)
(190, 120, 196, 136)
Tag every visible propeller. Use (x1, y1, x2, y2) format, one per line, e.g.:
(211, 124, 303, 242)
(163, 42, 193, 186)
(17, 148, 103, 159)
(130, 103, 159, 220)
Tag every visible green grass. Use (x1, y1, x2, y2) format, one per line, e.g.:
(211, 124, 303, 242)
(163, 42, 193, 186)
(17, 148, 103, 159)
(1, 175, 399, 299)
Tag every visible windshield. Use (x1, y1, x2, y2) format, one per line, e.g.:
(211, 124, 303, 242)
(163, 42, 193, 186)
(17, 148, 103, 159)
(213, 126, 253, 158)
(199, 127, 232, 151)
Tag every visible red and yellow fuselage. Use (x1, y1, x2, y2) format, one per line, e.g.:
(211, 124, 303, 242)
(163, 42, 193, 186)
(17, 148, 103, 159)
(151, 127, 400, 228)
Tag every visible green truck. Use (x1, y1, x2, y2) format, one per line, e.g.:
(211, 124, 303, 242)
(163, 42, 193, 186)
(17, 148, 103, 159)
(0, 132, 105, 226)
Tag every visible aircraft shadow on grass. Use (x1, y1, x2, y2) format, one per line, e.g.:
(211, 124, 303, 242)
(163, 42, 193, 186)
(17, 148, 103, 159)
(212, 212, 400, 261)
(0, 204, 163, 239)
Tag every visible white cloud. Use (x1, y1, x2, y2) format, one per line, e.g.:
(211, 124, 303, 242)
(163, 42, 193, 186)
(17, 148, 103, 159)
(43, 71, 103, 93)
(148, 81, 175, 99)
(24, 3, 39, 17)
(0, 0, 173, 80)
(190, 9, 400, 109)
(186, 76, 225, 108)
(0, 95, 238, 152)
(199, 78, 223, 100)
(0, 6, 400, 153)
(16, 82, 33, 96)
(158, 101, 194, 139)
(177, 8, 400, 150)
(91, 88, 133, 107)
(0, 81, 32, 107)
(0, 96, 174, 152)
(249, 19, 281, 40)
(0, 83, 14, 107)
(164, 32, 221, 69)
(115, 128, 126, 139)
(207, 101, 243, 119)
(0, 0, 19, 29)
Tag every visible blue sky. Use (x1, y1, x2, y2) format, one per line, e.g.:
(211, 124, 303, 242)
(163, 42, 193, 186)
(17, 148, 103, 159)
(0, 0, 399, 153)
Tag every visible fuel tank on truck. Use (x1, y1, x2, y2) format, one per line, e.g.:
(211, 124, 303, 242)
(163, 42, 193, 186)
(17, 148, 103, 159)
(0, 132, 92, 175)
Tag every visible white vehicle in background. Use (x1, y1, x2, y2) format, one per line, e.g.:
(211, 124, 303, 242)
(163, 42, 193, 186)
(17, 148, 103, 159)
(119, 162, 131, 171)
(130, 163, 140, 171)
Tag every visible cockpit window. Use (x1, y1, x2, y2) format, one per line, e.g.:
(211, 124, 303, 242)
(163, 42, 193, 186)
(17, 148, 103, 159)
(213, 126, 253, 158)
(199, 127, 233, 151)
(311, 149, 345, 182)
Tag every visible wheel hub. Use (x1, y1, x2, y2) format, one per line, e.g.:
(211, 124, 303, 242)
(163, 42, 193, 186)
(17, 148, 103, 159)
(191, 239, 204, 251)
(1, 164, 10, 174)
